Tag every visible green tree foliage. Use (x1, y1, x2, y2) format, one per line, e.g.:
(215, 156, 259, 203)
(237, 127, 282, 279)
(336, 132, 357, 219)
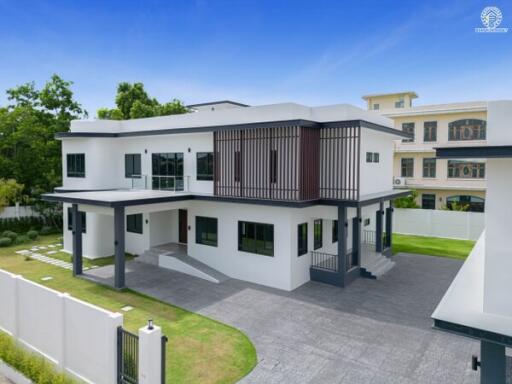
(0, 75, 86, 196)
(98, 82, 188, 119)
(393, 190, 420, 208)
(0, 179, 24, 211)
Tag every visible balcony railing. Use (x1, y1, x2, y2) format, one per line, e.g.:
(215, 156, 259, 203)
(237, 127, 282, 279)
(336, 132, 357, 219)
(310, 250, 358, 273)
(129, 175, 190, 192)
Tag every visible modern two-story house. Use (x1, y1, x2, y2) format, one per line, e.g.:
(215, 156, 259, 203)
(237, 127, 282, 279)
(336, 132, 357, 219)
(364, 92, 487, 211)
(43, 102, 409, 291)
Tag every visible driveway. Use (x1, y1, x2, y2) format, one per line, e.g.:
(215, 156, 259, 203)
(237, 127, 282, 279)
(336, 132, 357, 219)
(86, 254, 480, 383)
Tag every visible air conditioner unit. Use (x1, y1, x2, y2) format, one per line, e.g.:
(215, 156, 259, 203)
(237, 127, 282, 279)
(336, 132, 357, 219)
(393, 177, 406, 186)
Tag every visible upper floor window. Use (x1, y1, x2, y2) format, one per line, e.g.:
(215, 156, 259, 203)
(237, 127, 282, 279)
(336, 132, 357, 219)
(127, 213, 143, 234)
(402, 123, 414, 143)
(401, 158, 414, 177)
(152, 152, 183, 190)
(447, 160, 485, 179)
(238, 221, 274, 256)
(423, 158, 436, 178)
(67, 154, 85, 178)
(314, 219, 323, 250)
(373, 104, 380, 110)
(298, 223, 308, 256)
(197, 152, 214, 181)
(332, 220, 338, 243)
(448, 119, 486, 141)
(423, 121, 437, 142)
(67, 208, 86, 233)
(395, 97, 404, 108)
(125, 154, 141, 178)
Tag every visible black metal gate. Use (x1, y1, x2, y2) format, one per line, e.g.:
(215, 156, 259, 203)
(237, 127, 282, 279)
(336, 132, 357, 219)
(117, 327, 139, 384)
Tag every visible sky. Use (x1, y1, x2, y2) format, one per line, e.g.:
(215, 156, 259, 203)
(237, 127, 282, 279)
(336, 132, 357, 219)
(0, 0, 511, 116)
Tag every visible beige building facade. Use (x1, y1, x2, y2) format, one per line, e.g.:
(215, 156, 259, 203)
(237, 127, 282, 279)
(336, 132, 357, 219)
(363, 92, 486, 211)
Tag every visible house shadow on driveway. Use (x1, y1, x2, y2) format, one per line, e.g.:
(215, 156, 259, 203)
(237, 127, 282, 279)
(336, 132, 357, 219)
(84, 254, 482, 384)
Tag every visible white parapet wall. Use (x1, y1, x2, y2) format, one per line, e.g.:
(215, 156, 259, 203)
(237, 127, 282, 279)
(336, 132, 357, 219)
(0, 269, 123, 384)
(393, 208, 484, 240)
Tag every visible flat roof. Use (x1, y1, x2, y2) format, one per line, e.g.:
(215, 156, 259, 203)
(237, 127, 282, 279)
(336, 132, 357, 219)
(382, 101, 487, 117)
(42, 189, 411, 208)
(436, 145, 512, 159)
(362, 91, 418, 100)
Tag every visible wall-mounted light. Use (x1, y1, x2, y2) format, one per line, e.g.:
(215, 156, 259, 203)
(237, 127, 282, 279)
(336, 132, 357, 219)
(144, 149, 148, 154)
(188, 225, 191, 230)
(145, 219, 149, 224)
(188, 148, 191, 153)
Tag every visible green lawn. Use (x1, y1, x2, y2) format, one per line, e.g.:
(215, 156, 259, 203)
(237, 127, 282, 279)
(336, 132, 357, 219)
(392, 233, 475, 259)
(0, 234, 257, 384)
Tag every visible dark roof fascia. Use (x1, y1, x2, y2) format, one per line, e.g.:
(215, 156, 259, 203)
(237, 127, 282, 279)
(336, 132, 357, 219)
(55, 119, 319, 139)
(433, 319, 512, 347)
(187, 100, 249, 108)
(321, 120, 410, 138)
(357, 189, 412, 207)
(436, 145, 512, 159)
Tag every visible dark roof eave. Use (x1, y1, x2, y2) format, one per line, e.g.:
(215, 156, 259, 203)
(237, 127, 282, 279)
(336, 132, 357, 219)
(436, 145, 512, 159)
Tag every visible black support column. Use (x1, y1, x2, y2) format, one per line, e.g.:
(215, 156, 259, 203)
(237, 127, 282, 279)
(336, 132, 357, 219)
(351, 207, 361, 268)
(71, 203, 83, 276)
(337, 205, 347, 284)
(114, 206, 126, 289)
(480, 341, 505, 384)
(375, 201, 384, 253)
(385, 202, 393, 249)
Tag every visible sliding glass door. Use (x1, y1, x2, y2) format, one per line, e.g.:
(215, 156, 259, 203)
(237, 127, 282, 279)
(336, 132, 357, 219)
(152, 153, 184, 191)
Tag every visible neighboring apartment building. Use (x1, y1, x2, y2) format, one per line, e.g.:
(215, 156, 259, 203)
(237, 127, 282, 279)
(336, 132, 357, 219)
(43, 101, 408, 291)
(363, 92, 487, 211)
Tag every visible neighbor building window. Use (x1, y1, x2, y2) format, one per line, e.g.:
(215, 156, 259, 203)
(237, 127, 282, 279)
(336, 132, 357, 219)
(366, 152, 373, 162)
(395, 97, 405, 108)
(332, 220, 338, 243)
(196, 152, 214, 181)
(402, 123, 415, 143)
(67, 153, 85, 178)
(67, 208, 86, 233)
(196, 216, 218, 247)
(401, 158, 414, 177)
(125, 154, 141, 178)
(423, 158, 436, 178)
(238, 221, 274, 256)
(127, 214, 143, 234)
(373, 104, 380, 110)
(448, 119, 486, 141)
(447, 195, 485, 212)
(423, 121, 437, 142)
(447, 160, 485, 179)
(152, 152, 184, 190)
(314, 219, 322, 250)
(298, 223, 308, 256)
(373, 153, 380, 163)
(422, 194, 436, 210)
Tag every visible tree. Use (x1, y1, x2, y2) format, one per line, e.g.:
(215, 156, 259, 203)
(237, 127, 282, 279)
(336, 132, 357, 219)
(0, 75, 86, 196)
(0, 179, 25, 211)
(393, 190, 420, 208)
(97, 82, 188, 119)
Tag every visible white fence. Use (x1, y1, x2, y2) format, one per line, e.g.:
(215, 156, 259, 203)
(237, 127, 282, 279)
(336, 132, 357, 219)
(0, 204, 39, 219)
(0, 269, 122, 384)
(393, 208, 485, 240)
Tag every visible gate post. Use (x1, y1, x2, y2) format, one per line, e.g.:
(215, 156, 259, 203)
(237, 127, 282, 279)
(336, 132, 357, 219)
(138, 322, 163, 384)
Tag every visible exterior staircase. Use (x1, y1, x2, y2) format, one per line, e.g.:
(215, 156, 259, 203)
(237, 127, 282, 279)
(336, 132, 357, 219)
(136, 244, 229, 283)
(360, 244, 396, 279)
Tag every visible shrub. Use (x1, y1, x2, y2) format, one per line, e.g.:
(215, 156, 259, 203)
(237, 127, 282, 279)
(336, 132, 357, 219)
(1, 230, 18, 241)
(27, 230, 39, 240)
(0, 216, 46, 234)
(15, 235, 30, 245)
(40, 226, 54, 235)
(0, 237, 12, 247)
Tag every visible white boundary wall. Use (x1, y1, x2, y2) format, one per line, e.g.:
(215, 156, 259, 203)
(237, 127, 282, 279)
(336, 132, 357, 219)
(393, 208, 484, 240)
(0, 269, 123, 384)
(0, 204, 39, 219)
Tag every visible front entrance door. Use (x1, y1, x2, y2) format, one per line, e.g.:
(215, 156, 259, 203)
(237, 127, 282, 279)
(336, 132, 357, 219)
(179, 209, 188, 244)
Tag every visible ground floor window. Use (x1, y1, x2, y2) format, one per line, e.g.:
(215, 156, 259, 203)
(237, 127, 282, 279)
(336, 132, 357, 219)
(196, 216, 218, 247)
(127, 213, 143, 234)
(298, 223, 308, 256)
(67, 208, 86, 233)
(447, 195, 485, 212)
(314, 219, 322, 250)
(332, 220, 338, 243)
(238, 221, 274, 256)
(422, 194, 436, 210)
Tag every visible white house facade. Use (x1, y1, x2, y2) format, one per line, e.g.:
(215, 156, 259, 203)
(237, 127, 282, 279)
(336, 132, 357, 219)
(44, 102, 409, 291)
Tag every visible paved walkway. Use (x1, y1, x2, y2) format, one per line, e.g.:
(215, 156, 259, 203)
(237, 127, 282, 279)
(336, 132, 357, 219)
(86, 254, 481, 383)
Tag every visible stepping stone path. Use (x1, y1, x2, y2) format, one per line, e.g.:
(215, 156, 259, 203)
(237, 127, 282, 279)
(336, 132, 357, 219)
(15, 244, 90, 271)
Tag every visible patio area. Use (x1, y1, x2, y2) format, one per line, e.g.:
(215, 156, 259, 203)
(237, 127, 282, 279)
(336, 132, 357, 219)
(85, 253, 484, 383)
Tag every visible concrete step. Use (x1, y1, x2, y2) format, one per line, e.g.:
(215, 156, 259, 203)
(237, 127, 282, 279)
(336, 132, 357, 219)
(361, 253, 395, 279)
(158, 253, 229, 284)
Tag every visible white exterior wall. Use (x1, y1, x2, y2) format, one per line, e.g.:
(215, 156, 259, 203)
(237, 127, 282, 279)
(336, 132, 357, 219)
(359, 128, 394, 195)
(149, 210, 179, 246)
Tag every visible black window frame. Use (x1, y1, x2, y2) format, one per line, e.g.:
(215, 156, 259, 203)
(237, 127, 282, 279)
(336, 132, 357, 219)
(373, 153, 380, 163)
(67, 153, 85, 178)
(423, 121, 437, 142)
(422, 194, 436, 210)
(332, 220, 338, 243)
(297, 223, 308, 256)
(238, 221, 274, 256)
(401, 158, 414, 178)
(402, 122, 415, 143)
(314, 219, 323, 250)
(127, 213, 143, 234)
(125, 153, 142, 179)
(196, 216, 218, 247)
(196, 152, 214, 181)
(422, 158, 436, 178)
(366, 152, 373, 163)
(67, 207, 86, 233)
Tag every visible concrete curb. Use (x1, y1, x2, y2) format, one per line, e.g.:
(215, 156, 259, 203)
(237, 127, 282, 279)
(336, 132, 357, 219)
(0, 361, 32, 384)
